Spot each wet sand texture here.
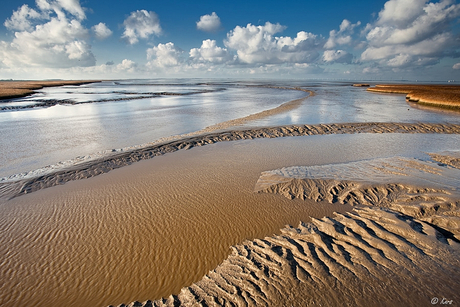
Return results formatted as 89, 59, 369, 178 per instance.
428, 151, 460, 169
367, 84, 460, 109
0, 80, 99, 100
117, 156, 460, 307
2, 122, 460, 200
256, 157, 460, 240
133, 209, 459, 307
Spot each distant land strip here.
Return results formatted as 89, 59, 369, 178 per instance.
0, 80, 100, 100
367, 84, 460, 110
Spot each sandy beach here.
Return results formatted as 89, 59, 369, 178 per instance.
1, 81, 459, 307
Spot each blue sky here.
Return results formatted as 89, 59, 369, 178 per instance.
0, 0, 459, 80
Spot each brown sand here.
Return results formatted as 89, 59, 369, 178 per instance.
0, 80, 100, 100
128, 156, 460, 307
0, 137, 358, 307
367, 84, 460, 109
429, 151, 460, 169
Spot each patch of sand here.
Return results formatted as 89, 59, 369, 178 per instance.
367, 84, 460, 110
121, 155, 460, 307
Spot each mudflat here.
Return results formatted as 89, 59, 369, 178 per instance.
0, 80, 99, 99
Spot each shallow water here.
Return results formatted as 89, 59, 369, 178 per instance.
0, 80, 305, 177
1, 80, 459, 179
0, 133, 459, 307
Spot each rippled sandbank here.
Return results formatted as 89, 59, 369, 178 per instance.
129, 154, 460, 307
1, 122, 459, 200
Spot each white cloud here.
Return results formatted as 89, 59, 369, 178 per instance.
4, 5, 41, 31
324, 19, 361, 49
116, 59, 137, 72
190, 39, 232, 63
0, 2, 95, 68
377, 0, 427, 27
224, 22, 321, 64
147, 42, 183, 68
196, 12, 221, 32
36, 0, 86, 20
122, 10, 161, 44
92, 22, 112, 40
362, 66, 381, 74
453, 63, 460, 69
361, 0, 460, 68
322, 50, 353, 63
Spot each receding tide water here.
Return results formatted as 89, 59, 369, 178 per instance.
0, 80, 459, 307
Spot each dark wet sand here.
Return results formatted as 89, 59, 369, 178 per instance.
0, 136, 358, 307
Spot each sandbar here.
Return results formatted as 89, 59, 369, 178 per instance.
367, 84, 460, 110
0, 80, 100, 100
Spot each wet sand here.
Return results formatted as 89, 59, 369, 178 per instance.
0, 136, 357, 307
1, 133, 460, 307
368, 84, 460, 110
2, 122, 459, 200
0, 80, 99, 100
132, 155, 460, 307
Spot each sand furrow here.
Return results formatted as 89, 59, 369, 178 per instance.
2, 122, 460, 200
120, 207, 459, 307
114, 154, 460, 307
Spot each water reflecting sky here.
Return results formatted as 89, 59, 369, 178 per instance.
0, 80, 459, 178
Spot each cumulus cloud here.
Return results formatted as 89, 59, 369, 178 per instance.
36, 0, 86, 20
116, 59, 137, 72
0, 1, 96, 68
454, 63, 460, 69
147, 42, 183, 68
322, 50, 353, 63
122, 10, 161, 44
4, 4, 41, 31
92, 22, 112, 40
324, 19, 361, 49
361, 0, 460, 68
224, 22, 321, 64
196, 12, 221, 32
190, 39, 233, 63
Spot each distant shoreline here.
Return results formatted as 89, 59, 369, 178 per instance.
367, 84, 460, 110
0, 80, 100, 100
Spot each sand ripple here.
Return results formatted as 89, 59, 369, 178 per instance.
2, 122, 460, 200
115, 155, 460, 307
123, 208, 459, 307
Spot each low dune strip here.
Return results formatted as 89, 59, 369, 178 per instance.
1, 122, 460, 200
367, 84, 460, 110
0, 80, 100, 100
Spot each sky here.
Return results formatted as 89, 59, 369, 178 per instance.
0, 0, 460, 81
